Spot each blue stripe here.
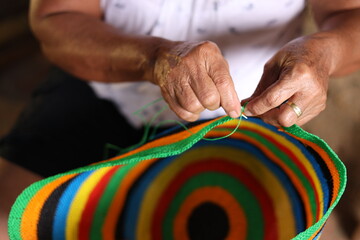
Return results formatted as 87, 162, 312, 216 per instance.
312, 228, 322, 240
123, 117, 330, 238
52, 171, 93, 240
250, 117, 330, 213
123, 156, 175, 240
194, 139, 306, 233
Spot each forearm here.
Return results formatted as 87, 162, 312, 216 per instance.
311, 8, 360, 76
30, 12, 176, 83
242, 5, 360, 126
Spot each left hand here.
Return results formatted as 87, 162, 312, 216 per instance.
242, 35, 334, 127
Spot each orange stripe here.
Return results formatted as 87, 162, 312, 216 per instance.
173, 187, 246, 240
227, 132, 314, 228
20, 174, 77, 239
206, 123, 323, 226
287, 133, 340, 206
102, 158, 157, 240
211, 122, 335, 222
96, 118, 221, 165
309, 222, 324, 239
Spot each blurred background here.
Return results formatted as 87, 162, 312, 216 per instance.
0, 0, 50, 137
0, 2, 359, 239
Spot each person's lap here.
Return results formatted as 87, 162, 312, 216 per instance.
0, 67, 144, 177
0, 67, 145, 238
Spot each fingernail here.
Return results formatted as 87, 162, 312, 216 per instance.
229, 111, 240, 118
243, 108, 253, 116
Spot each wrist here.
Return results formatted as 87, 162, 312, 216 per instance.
312, 32, 345, 76
106, 36, 178, 83
141, 38, 182, 84
297, 32, 343, 76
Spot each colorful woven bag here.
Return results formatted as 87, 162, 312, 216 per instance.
8, 116, 346, 240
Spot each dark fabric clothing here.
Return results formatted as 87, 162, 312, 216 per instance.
0, 67, 144, 177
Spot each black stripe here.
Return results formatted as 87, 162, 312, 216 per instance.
37, 176, 76, 239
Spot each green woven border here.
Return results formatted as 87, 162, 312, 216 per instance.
284, 124, 347, 240
8, 117, 347, 240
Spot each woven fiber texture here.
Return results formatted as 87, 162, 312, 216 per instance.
8, 116, 346, 240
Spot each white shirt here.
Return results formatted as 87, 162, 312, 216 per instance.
91, 0, 306, 127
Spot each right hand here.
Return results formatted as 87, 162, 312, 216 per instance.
151, 41, 241, 122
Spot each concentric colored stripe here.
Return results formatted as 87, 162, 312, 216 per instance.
122, 145, 293, 239
66, 168, 111, 239
9, 116, 345, 240
211, 140, 306, 233
163, 171, 266, 240
248, 118, 330, 209
104, 117, 222, 163
288, 132, 341, 206
230, 131, 316, 226
102, 158, 157, 240
53, 171, 93, 240
37, 178, 75, 239
89, 165, 126, 240
78, 166, 120, 240
121, 156, 175, 240
207, 120, 325, 225
20, 174, 77, 239
243, 124, 325, 220
146, 146, 297, 239
173, 187, 247, 240
211, 123, 328, 223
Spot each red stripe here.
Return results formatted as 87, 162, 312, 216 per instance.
78, 166, 121, 240
288, 132, 339, 206
209, 125, 321, 224
242, 127, 322, 223
150, 158, 278, 240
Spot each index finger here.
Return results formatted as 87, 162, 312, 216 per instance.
244, 80, 296, 116
208, 61, 241, 118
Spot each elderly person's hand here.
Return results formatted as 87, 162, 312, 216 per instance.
242, 36, 330, 127
30, 0, 241, 123
151, 41, 241, 122
243, 0, 360, 127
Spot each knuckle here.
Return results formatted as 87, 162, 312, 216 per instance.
213, 74, 232, 87
319, 101, 326, 112
200, 91, 220, 109
245, 102, 261, 116
278, 114, 296, 127
263, 61, 273, 72
201, 40, 217, 50
179, 111, 199, 122
293, 63, 311, 75
198, 41, 220, 55
263, 92, 281, 107
181, 97, 203, 113
280, 63, 308, 81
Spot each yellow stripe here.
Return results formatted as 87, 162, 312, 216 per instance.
174, 187, 247, 240
102, 159, 156, 240
136, 146, 296, 240
210, 120, 325, 221
65, 167, 111, 240
244, 121, 325, 220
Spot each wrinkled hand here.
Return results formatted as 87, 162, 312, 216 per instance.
152, 41, 241, 122
243, 36, 332, 127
